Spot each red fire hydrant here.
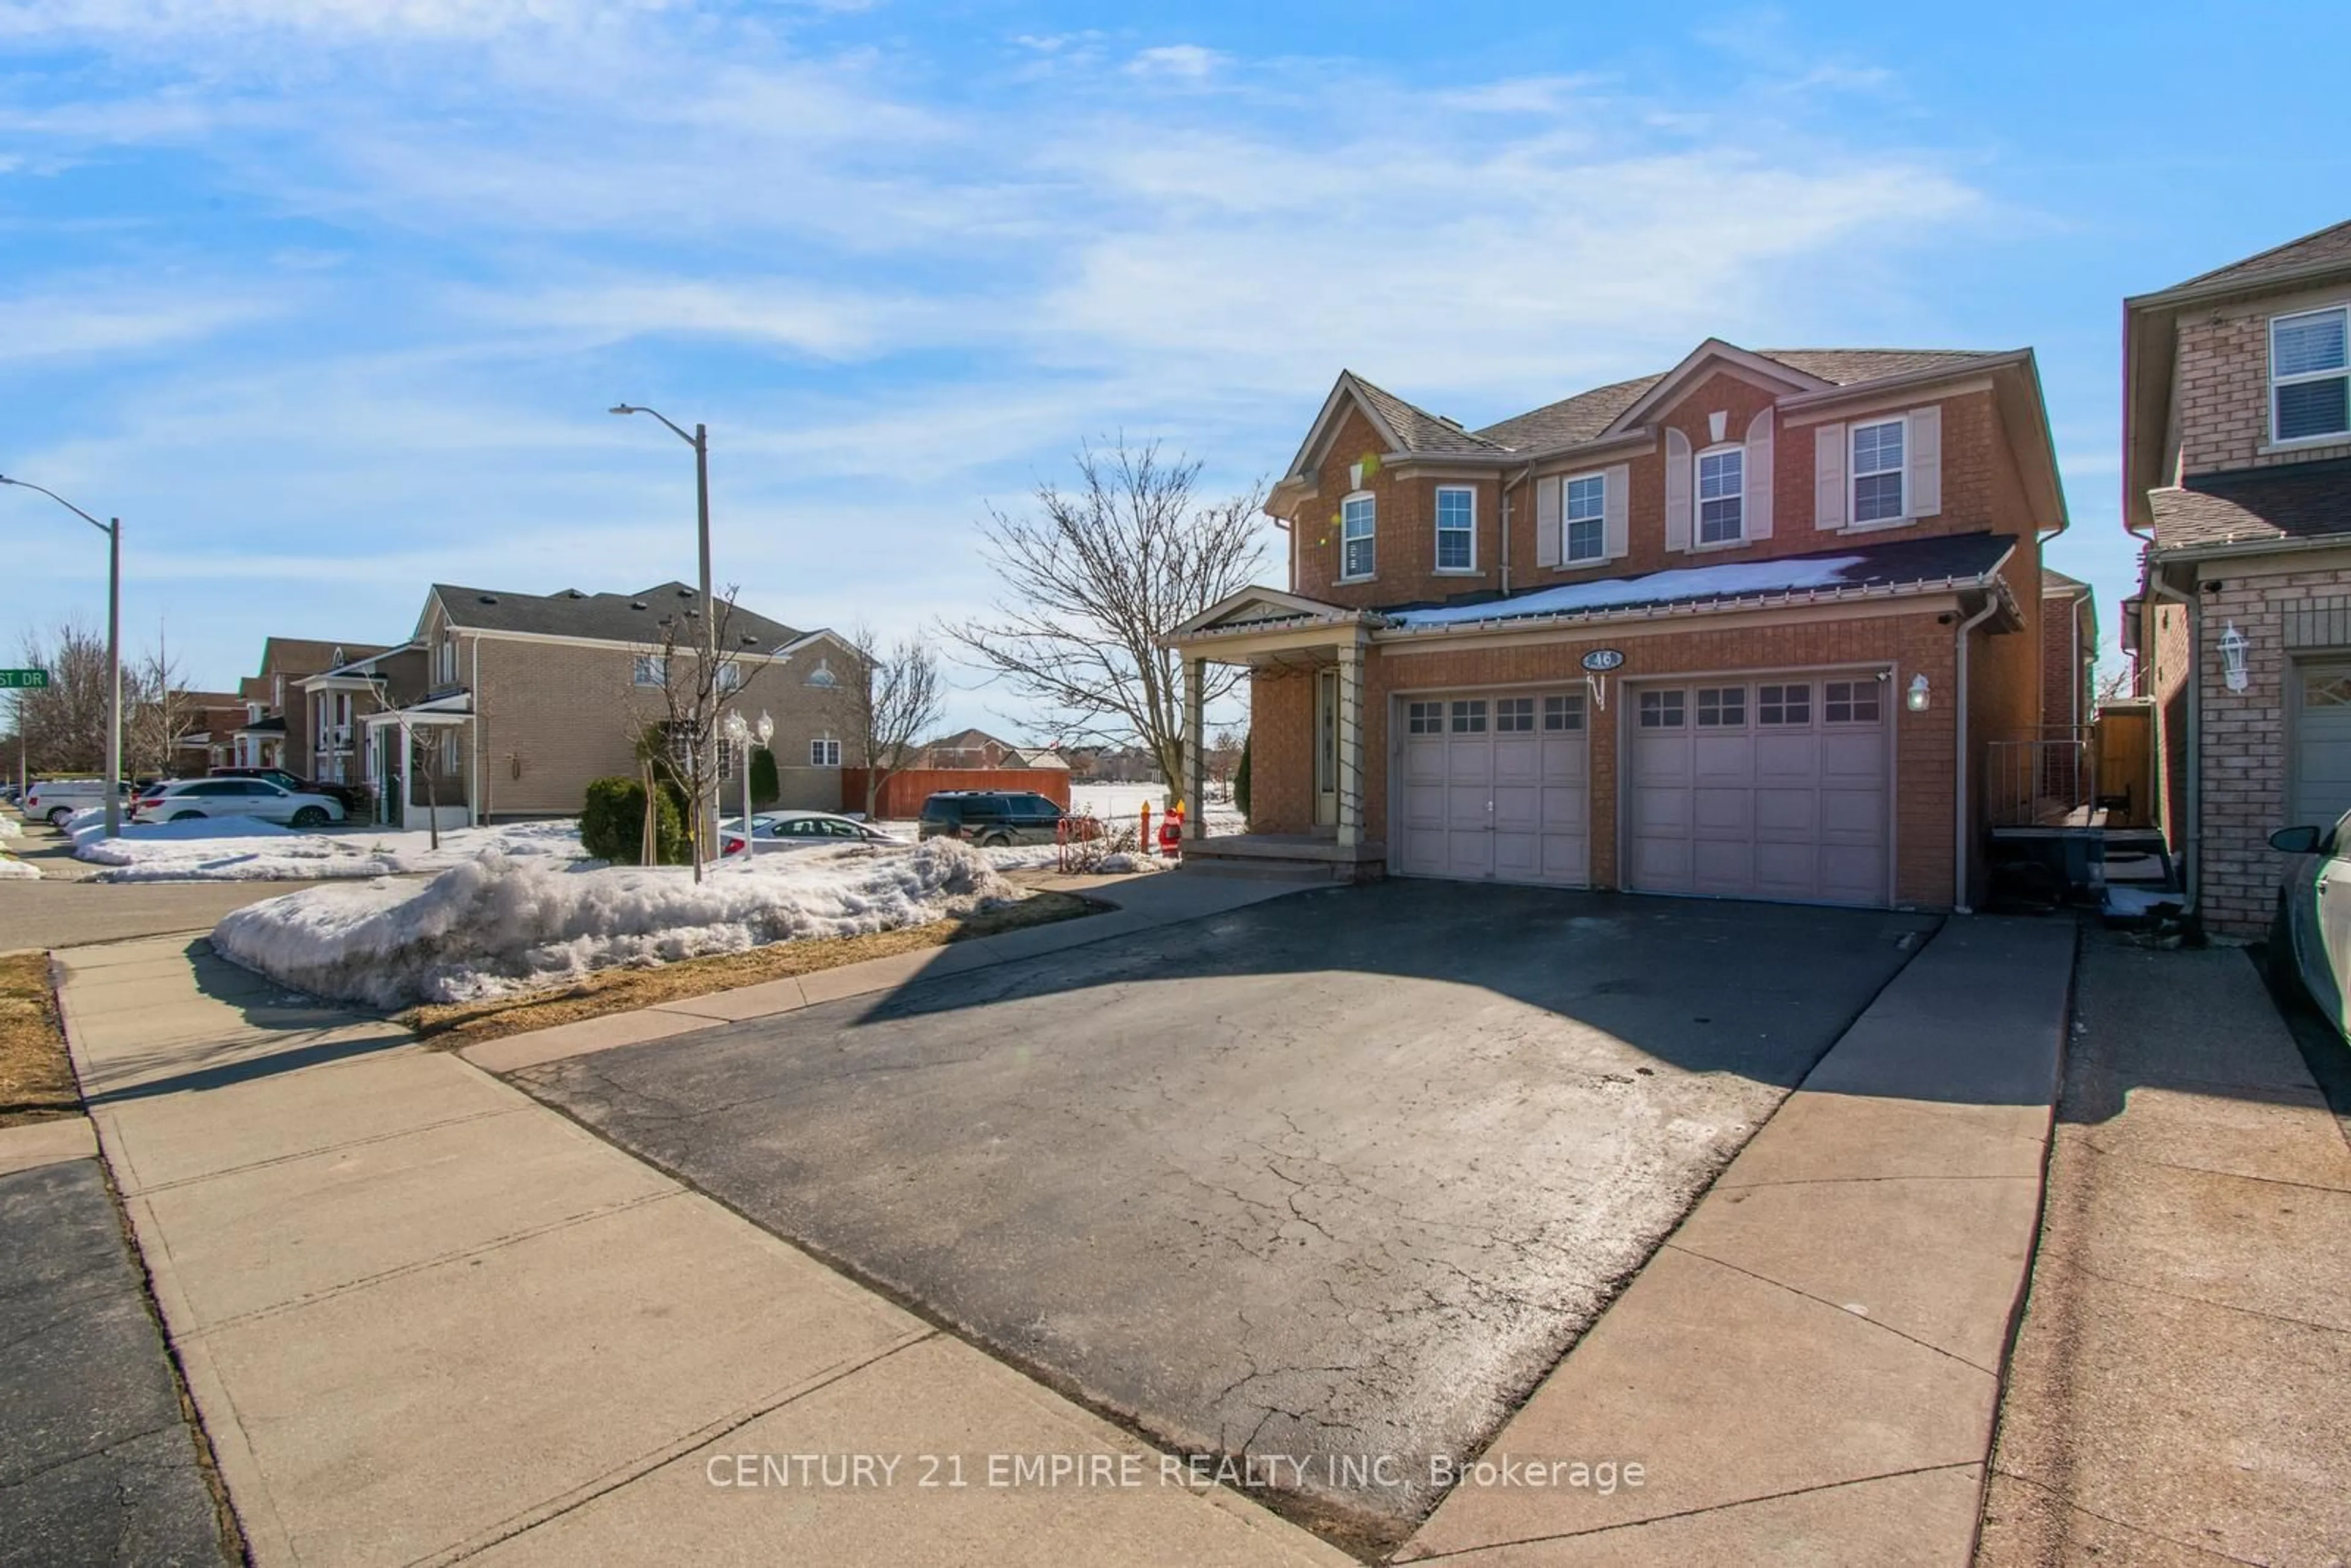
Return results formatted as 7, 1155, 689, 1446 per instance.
1158, 803, 1185, 860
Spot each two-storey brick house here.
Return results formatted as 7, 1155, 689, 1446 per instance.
2127, 218, 2351, 934
358, 582, 864, 829
1168, 339, 2075, 910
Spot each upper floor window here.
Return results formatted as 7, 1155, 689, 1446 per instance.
1340, 493, 1376, 580
1565, 475, 1605, 562
716, 661, 743, 694
810, 737, 841, 767
632, 653, 668, 688
2273, 306, 2350, 443
1697, 447, 1744, 544
1852, 419, 1905, 522
437, 636, 456, 685
1434, 487, 1475, 571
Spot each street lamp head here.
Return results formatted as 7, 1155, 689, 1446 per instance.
609, 405, 636, 416
755, 711, 775, 746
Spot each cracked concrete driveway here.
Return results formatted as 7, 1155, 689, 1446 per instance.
508, 880, 1934, 1550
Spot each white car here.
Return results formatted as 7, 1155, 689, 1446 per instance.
722, 811, 905, 856
133, 776, 347, 830
24, 778, 129, 827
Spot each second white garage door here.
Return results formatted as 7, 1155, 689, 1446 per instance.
1397, 691, 1589, 886
1627, 673, 1891, 907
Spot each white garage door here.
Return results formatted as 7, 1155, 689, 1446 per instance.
2294, 664, 2351, 828
1397, 691, 1589, 886
1627, 674, 1890, 907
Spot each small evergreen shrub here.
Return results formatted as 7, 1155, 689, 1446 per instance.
1232, 732, 1251, 823
580, 775, 689, 865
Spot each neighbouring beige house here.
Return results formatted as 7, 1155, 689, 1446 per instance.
358, 581, 863, 829
2129, 217, 2351, 934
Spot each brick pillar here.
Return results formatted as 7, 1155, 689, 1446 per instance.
1337, 642, 1363, 847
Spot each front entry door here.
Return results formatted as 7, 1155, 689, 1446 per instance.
1314, 667, 1338, 828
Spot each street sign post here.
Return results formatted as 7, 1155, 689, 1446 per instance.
0, 669, 48, 689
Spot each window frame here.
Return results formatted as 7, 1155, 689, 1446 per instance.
809, 737, 842, 768
1694, 445, 1745, 547
1433, 485, 1477, 574
2270, 305, 2351, 446
1563, 472, 1607, 563
1849, 416, 1908, 527
1339, 491, 1377, 582
632, 653, 669, 688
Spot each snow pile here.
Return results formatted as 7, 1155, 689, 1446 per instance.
0, 856, 38, 880
0, 814, 21, 840
76, 817, 589, 882
211, 839, 1019, 1010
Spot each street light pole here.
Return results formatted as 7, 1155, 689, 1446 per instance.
0, 475, 124, 839
610, 406, 718, 877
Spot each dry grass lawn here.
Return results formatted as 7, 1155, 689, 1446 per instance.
402, 889, 1102, 1049
0, 951, 80, 1127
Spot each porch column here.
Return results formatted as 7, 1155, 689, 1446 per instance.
397, 718, 413, 832
1183, 656, 1207, 839
1336, 640, 1363, 848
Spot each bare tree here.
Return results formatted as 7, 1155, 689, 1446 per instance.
1207, 725, 1244, 793
836, 625, 944, 818
626, 587, 761, 882
12, 620, 111, 775
124, 631, 200, 781
2094, 657, 2136, 704
408, 727, 444, 852
942, 440, 1265, 792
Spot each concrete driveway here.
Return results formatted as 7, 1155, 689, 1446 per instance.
512, 880, 1935, 1549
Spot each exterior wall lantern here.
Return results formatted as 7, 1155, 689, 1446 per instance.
1907, 673, 1930, 712
2219, 620, 2250, 692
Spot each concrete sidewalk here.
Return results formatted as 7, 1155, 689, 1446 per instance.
55, 876, 1346, 1567
1400, 915, 2075, 1566
1978, 934, 2351, 1562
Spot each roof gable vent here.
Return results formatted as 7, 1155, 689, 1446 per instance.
478, 593, 499, 604
629, 600, 647, 610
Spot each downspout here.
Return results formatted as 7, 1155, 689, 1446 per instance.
1952, 593, 2003, 914
2150, 572, 2199, 915
470, 636, 484, 827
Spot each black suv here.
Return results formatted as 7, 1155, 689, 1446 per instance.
917, 790, 1065, 847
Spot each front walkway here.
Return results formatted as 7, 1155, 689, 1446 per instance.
1977, 934, 2351, 1562
53, 876, 1347, 1568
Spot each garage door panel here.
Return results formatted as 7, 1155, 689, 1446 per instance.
1626, 671, 1888, 908
1693, 787, 1753, 834
1542, 833, 1589, 883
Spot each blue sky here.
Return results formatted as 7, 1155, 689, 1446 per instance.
2, 0, 2347, 737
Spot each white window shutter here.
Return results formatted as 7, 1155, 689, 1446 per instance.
1665, 429, 1693, 552
1745, 409, 1774, 539
1815, 422, 1847, 530
1535, 476, 1561, 568
1603, 463, 1630, 560
1908, 405, 1942, 517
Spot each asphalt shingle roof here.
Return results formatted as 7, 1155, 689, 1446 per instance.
1348, 375, 1508, 455
2149, 460, 2351, 552
432, 582, 804, 650
263, 637, 389, 676
2154, 219, 2351, 298
1466, 350, 2008, 454
1378, 531, 2017, 627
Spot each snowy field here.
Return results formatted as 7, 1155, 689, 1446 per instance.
212, 838, 1019, 1011
70, 816, 585, 882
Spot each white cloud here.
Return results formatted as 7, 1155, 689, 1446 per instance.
0, 288, 274, 361
1128, 43, 1225, 80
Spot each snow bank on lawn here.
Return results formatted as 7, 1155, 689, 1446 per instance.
77, 817, 588, 882
211, 839, 1019, 1010
0, 856, 39, 880
0, 814, 21, 840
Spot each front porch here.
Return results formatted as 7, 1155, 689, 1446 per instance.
1165, 589, 1384, 868
361, 696, 476, 831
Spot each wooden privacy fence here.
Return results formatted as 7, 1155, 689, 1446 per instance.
837, 767, 1072, 819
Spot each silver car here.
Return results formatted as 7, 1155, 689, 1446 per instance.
134, 776, 347, 830
722, 811, 904, 857
2266, 816, 2351, 1033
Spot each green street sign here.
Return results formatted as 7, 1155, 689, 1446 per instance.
0, 670, 49, 689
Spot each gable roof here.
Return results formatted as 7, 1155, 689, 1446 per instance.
2041, 566, 2090, 595
428, 582, 803, 651
2148, 459, 2351, 553
2136, 218, 2351, 305
261, 637, 388, 677
1347, 375, 1506, 456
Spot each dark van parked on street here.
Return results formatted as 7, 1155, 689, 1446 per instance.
916, 790, 1066, 847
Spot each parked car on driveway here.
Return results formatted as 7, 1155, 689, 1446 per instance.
2265, 816, 2351, 1035
722, 811, 905, 857
207, 765, 367, 814
135, 777, 347, 830
916, 790, 1067, 848
23, 778, 130, 827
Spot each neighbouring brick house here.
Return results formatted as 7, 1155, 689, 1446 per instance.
227, 639, 392, 776
361, 582, 863, 828
2128, 217, 2351, 935
172, 691, 247, 773
1168, 339, 2079, 909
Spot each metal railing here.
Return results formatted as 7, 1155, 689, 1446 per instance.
1984, 729, 2099, 828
